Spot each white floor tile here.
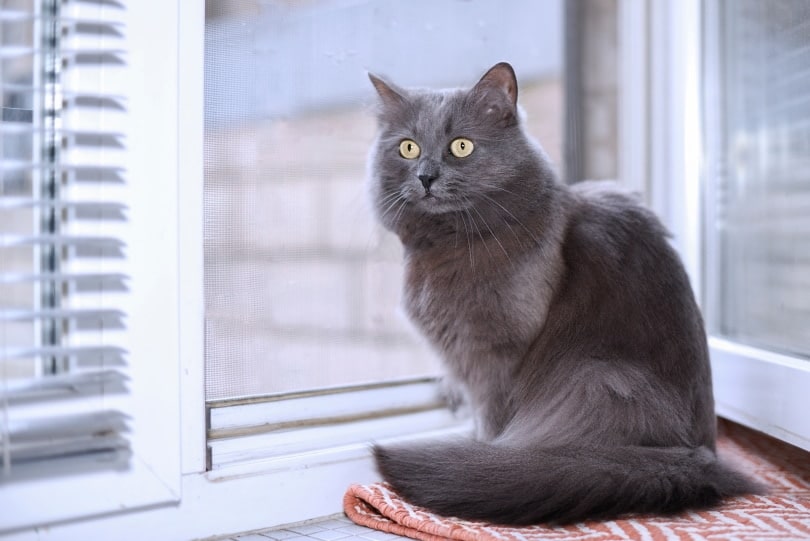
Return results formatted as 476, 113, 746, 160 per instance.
231, 516, 411, 541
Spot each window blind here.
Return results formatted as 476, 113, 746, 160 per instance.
1, 0, 129, 479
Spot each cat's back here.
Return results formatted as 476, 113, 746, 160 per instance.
566, 180, 672, 275
557, 179, 709, 381
561, 179, 698, 325
544, 180, 715, 446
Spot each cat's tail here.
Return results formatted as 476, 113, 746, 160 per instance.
373, 439, 762, 525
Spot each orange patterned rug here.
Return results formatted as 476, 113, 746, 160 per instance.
344, 421, 810, 540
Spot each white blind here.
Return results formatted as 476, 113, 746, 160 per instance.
1, 0, 129, 479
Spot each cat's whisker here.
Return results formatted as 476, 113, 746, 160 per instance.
453, 213, 460, 250
478, 197, 523, 247
379, 197, 399, 214
478, 192, 541, 246
470, 211, 491, 257
469, 203, 511, 262
391, 198, 409, 231
379, 190, 408, 230
461, 198, 493, 259
379, 191, 404, 215
380, 194, 404, 221
457, 207, 475, 271
379, 190, 402, 206
479, 183, 522, 199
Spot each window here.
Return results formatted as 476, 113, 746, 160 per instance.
203, 0, 564, 469
700, 0, 810, 449
1, 0, 181, 531
621, 0, 810, 451
704, 0, 810, 357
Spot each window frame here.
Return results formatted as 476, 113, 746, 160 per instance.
698, 0, 810, 451
179, 2, 810, 537
1, 0, 183, 532
620, 0, 810, 452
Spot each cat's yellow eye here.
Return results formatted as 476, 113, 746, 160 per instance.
399, 139, 421, 159
450, 137, 474, 158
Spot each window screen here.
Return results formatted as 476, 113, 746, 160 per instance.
203, 0, 563, 401
704, 0, 810, 358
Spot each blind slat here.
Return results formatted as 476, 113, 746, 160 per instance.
0, 87, 127, 111
0, 198, 125, 210
1, 369, 126, 401
1, 411, 128, 464
5, 433, 128, 464
0, 123, 125, 139
0, 345, 126, 362
0, 161, 125, 175
0, 271, 127, 284
0, 48, 126, 61
0, 308, 125, 322
0, 234, 125, 248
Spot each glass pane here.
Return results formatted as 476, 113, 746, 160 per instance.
704, 0, 810, 357
204, 0, 564, 400
1, 0, 37, 380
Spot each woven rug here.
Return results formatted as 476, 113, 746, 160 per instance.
344, 420, 810, 540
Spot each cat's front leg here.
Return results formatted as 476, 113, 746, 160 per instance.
463, 374, 516, 441
437, 375, 468, 414
435, 370, 502, 440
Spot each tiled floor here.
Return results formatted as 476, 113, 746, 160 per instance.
229, 514, 410, 541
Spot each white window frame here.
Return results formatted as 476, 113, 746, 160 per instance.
1, 0, 184, 532
619, 0, 810, 452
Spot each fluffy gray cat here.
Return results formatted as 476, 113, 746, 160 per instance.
366, 62, 760, 525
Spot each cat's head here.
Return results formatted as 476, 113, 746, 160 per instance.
367, 62, 543, 234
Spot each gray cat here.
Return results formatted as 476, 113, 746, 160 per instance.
366, 62, 760, 525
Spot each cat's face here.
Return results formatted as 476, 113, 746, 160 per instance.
368, 63, 534, 228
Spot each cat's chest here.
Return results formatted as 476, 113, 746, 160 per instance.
403, 250, 554, 358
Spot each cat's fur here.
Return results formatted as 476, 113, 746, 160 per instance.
365, 62, 761, 525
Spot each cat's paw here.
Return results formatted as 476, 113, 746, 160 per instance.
437, 378, 467, 414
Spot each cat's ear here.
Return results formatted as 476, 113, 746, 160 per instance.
368, 72, 407, 109
471, 62, 519, 126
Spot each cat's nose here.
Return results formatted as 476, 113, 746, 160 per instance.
418, 173, 437, 194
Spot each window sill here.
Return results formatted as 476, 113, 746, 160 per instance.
2, 418, 470, 541
711, 336, 810, 452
